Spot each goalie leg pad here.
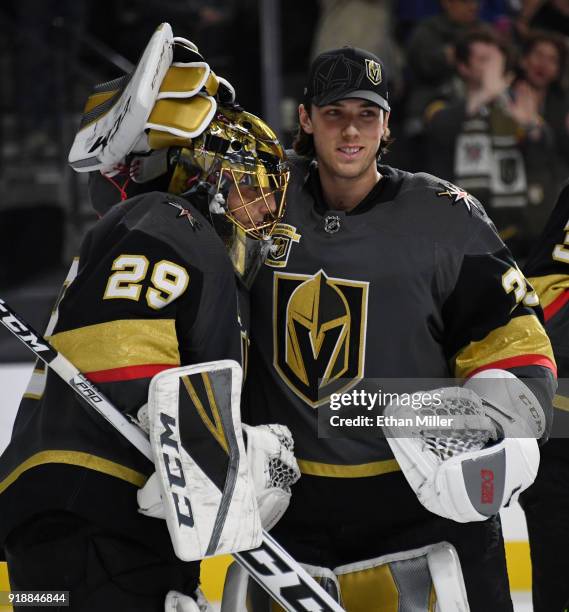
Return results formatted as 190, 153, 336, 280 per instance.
141, 360, 262, 561
335, 543, 468, 611
221, 544, 468, 611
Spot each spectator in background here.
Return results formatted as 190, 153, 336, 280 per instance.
404, 0, 483, 141
424, 27, 558, 259
395, 0, 441, 44
515, 30, 569, 182
311, 1, 403, 95
515, 0, 569, 38
397, 0, 518, 44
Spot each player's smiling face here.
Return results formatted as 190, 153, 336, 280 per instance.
299, 98, 388, 183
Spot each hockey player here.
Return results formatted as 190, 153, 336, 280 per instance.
0, 25, 295, 611
241, 46, 557, 611
517, 180, 569, 612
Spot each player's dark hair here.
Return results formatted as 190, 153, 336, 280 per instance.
455, 26, 515, 73
292, 103, 392, 159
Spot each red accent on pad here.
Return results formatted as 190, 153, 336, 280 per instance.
86, 364, 175, 383
467, 354, 557, 379
480, 469, 495, 504
543, 290, 569, 322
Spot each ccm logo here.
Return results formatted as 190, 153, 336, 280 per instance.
481, 469, 494, 504
159, 412, 194, 528
0, 302, 50, 353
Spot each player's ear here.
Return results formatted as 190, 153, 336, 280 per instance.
298, 104, 313, 134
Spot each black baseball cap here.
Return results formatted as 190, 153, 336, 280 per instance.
303, 46, 390, 112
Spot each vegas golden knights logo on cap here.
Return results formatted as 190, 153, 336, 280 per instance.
273, 269, 368, 407
365, 59, 382, 86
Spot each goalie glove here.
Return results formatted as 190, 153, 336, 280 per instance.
138, 425, 301, 531
242, 423, 301, 530
383, 380, 540, 523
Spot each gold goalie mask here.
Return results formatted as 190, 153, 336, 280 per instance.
69, 22, 289, 286
165, 105, 289, 240
163, 106, 289, 286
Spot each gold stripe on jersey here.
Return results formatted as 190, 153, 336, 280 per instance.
297, 458, 400, 478
553, 394, 569, 412
49, 319, 180, 373
0, 450, 147, 495
527, 274, 569, 310
453, 315, 555, 379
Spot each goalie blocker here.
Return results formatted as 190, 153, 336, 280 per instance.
139, 360, 262, 560
137, 360, 300, 562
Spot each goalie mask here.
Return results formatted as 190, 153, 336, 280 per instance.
70, 22, 289, 286
165, 105, 288, 241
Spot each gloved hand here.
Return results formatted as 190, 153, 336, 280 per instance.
242, 423, 301, 530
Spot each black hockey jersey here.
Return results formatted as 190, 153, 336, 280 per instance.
245, 155, 556, 478
523, 181, 569, 456
0, 191, 242, 542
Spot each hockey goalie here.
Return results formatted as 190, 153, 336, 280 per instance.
0, 23, 299, 612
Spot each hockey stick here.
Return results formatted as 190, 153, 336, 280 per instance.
0, 298, 345, 612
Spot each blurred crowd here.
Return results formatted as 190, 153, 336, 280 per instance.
2, 0, 569, 261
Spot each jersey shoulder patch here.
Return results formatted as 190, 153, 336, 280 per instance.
400, 173, 486, 219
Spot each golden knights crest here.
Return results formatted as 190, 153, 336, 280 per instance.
265, 223, 302, 268
365, 59, 382, 86
273, 270, 368, 407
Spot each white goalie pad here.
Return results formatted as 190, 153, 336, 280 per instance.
142, 360, 262, 561
383, 386, 539, 522
427, 542, 469, 612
